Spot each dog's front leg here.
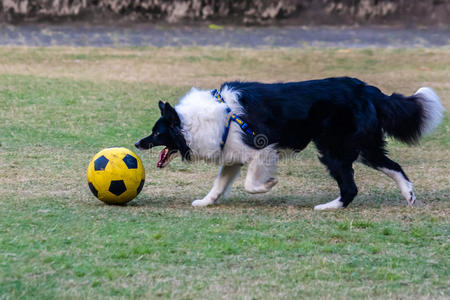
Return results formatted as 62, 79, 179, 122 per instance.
244, 149, 278, 194
192, 164, 241, 207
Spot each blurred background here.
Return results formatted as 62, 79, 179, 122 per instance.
1, 0, 450, 26
0, 0, 449, 48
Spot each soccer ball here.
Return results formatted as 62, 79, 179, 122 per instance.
86, 147, 145, 205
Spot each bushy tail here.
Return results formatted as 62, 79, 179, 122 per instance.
373, 87, 444, 145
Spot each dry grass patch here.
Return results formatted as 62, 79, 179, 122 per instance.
0, 47, 449, 92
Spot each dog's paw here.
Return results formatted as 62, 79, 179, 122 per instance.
264, 177, 278, 190
245, 177, 278, 194
314, 197, 344, 211
400, 180, 416, 207
192, 199, 213, 207
407, 190, 417, 206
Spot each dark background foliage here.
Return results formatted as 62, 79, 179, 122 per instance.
1, 0, 449, 25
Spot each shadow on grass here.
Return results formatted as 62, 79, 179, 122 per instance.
126, 191, 436, 210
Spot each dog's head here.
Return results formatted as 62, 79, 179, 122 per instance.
135, 101, 190, 168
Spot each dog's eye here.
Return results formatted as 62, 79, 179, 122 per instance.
154, 132, 159, 136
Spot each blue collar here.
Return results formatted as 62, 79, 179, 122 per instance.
211, 89, 256, 150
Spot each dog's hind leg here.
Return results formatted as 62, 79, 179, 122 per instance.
244, 148, 278, 194
361, 151, 416, 206
192, 164, 241, 207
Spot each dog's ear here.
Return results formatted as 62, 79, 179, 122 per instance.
158, 100, 165, 115
163, 102, 180, 127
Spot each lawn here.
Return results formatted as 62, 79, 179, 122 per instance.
0, 46, 449, 299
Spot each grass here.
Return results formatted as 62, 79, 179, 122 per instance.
0, 46, 449, 299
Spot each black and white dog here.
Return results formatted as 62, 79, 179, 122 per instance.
135, 77, 444, 209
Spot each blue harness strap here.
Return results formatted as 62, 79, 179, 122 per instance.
211, 89, 256, 150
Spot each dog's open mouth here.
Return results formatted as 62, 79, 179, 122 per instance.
157, 147, 178, 168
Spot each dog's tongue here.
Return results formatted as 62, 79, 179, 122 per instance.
157, 147, 169, 168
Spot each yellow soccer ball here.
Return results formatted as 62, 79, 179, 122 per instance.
86, 147, 145, 205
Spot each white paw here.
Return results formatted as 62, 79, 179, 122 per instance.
407, 189, 416, 206
398, 179, 416, 206
314, 197, 344, 210
192, 199, 213, 207
264, 177, 278, 190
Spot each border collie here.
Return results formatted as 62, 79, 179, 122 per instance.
135, 77, 444, 209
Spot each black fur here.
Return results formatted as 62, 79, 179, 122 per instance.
135, 100, 191, 160
222, 77, 425, 149
221, 77, 426, 207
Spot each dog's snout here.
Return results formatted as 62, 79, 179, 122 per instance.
135, 137, 153, 150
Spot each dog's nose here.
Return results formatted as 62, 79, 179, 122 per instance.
134, 142, 140, 149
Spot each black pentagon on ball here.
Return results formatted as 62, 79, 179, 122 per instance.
122, 154, 138, 169
94, 155, 109, 171
109, 180, 127, 196
88, 182, 98, 198
137, 179, 145, 195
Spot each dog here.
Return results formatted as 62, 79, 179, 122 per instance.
135, 77, 444, 209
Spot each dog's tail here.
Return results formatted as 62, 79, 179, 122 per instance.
371, 87, 444, 145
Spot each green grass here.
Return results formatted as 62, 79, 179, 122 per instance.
0, 47, 449, 299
